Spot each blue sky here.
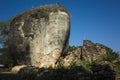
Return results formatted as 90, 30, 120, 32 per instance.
0, 0, 120, 52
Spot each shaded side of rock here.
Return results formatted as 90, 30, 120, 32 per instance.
36, 66, 91, 80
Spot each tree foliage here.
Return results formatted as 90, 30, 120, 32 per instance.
0, 18, 13, 47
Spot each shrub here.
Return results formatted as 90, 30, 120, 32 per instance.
113, 63, 120, 75
102, 48, 119, 62
67, 45, 79, 52
80, 60, 92, 73
0, 48, 13, 68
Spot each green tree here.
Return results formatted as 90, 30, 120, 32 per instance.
0, 18, 13, 47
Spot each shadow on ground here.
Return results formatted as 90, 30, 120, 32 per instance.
0, 64, 117, 80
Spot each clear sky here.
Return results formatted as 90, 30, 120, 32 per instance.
0, 0, 120, 52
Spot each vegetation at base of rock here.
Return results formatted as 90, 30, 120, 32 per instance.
17, 59, 117, 80
20, 71, 37, 80
102, 48, 119, 62
18, 65, 92, 80
0, 48, 13, 68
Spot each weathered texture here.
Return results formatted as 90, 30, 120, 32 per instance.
61, 40, 108, 67
9, 4, 70, 67
81, 40, 107, 61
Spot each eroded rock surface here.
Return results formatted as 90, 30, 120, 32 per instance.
9, 4, 70, 68
61, 40, 108, 67
81, 40, 107, 61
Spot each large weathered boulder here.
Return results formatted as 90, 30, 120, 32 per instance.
8, 4, 70, 67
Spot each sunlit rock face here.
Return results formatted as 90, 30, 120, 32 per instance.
9, 4, 70, 67
61, 40, 108, 67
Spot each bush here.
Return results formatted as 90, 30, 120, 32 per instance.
67, 45, 80, 52
0, 48, 13, 68
114, 63, 120, 75
80, 60, 92, 73
102, 48, 119, 62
